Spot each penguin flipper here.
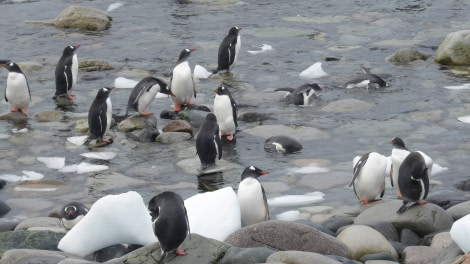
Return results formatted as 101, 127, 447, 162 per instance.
422, 168, 430, 200
230, 96, 238, 127
396, 201, 414, 214
274, 87, 295, 93
261, 184, 270, 220
215, 127, 222, 160
350, 152, 369, 187
192, 78, 196, 98
390, 166, 394, 187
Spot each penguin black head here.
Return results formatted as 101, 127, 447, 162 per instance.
228, 26, 242, 36
241, 166, 269, 180
214, 85, 232, 96
0, 61, 23, 74
60, 202, 89, 220
390, 137, 406, 149
95, 87, 114, 100
63, 45, 80, 56
177, 48, 196, 62
155, 78, 173, 96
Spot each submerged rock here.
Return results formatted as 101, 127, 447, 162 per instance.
79, 60, 114, 72
34, 110, 64, 122
435, 30, 470, 65
387, 49, 430, 63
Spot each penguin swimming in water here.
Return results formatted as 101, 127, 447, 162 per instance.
344, 66, 386, 89
213, 26, 242, 74
169, 49, 196, 112
0, 60, 31, 115
59, 202, 89, 230
275, 83, 323, 106
54, 45, 80, 100
396, 151, 429, 214
148, 191, 190, 263
196, 113, 222, 169
126, 77, 173, 116
237, 166, 269, 227
85, 87, 113, 145
213, 85, 237, 141
349, 152, 387, 204
264, 135, 303, 154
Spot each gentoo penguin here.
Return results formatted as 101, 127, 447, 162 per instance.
126, 77, 173, 116
389, 137, 410, 198
169, 48, 196, 112
237, 166, 270, 227
396, 151, 429, 214
275, 83, 323, 106
196, 113, 222, 169
148, 191, 190, 263
59, 202, 89, 230
349, 152, 387, 204
84, 87, 113, 145
264, 135, 303, 154
0, 60, 31, 115
213, 26, 242, 74
54, 45, 80, 100
213, 85, 237, 141
344, 66, 386, 89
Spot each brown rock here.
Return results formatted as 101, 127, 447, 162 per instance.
162, 120, 193, 136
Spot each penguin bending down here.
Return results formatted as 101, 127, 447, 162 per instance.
148, 191, 190, 263
54, 45, 80, 100
126, 77, 173, 116
275, 83, 323, 106
349, 152, 387, 204
170, 49, 196, 112
85, 87, 113, 145
59, 202, 89, 230
213, 85, 237, 141
213, 26, 242, 74
0, 60, 31, 115
344, 66, 386, 89
237, 166, 270, 227
196, 113, 222, 169
396, 151, 430, 214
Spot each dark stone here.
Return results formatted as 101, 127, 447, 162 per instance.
0, 179, 6, 189
0, 201, 10, 217
0, 230, 65, 255
455, 178, 470, 191
388, 240, 406, 259
359, 252, 398, 262
400, 229, 421, 246
322, 217, 354, 233
326, 254, 360, 264
94, 244, 140, 262
295, 219, 336, 237
219, 247, 275, 264
238, 112, 276, 123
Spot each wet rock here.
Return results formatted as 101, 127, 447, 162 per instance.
86, 172, 147, 193
455, 178, 470, 191
94, 244, 140, 262
447, 200, 470, 220
79, 60, 114, 72
320, 98, 374, 112
238, 112, 276, 123
400, 229, 421, 246
0, 230, 65, 256
162, 120, 193, 136
14, 217, 65, 233
176, 109, 210, 128
337, 225, 398, 260
219, 247, 275, 264
224, 220, 350, 258
155, 132, 192, 144
117, 115, 157, 132
17, 61, 44, 72
0, 201, 10, 218
127, 127, 160, 142
0, 112, 28, 123
40, 6, 112, 31
435, 30, 470, 65
160, 110, 177, 120
75, 119, 89, 133
34, 110, 64, 122
426, 192, 468, 210
266, 250, 343, 264
321, 216, 354, 233
0, 218, 20, 232
386, 49, 430, 63
0, 179, 6, 189
0, 249, 76, 264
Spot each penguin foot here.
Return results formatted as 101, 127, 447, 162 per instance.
140, 111, 153, 116
20, 109, 28, 116
68, 94, 76, 101
361, 198, 381, 204
175, 249, 187, 256
174, 105, 182, 112
397, 191, 403, 199
418, 200, 427, 205
11, 107, 19, 113
225, 134, 235, 142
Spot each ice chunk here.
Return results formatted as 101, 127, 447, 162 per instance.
458, 115, 470, 124
114, 77, 138, 89
58, 164, 79, 173
444, 83, 470, 90
299, 62, 328, 80
193, 65, 213, 79
451, 214, 470, 253
268, 192, 325, 207
247, 44, 273, 54
37, 157, 65, 169
107, 2, 124, 12
80, 152, 117, 160
67, 136, 88, 146
76, 162, 109, 174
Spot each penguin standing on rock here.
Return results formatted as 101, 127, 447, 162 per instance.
275, 83, 323, 106
126, 77, 173, 116
169, 49, 196, 112
349, 152, 387, 204
396, 151, 430, 214
389, 137, 410, 198
237, 166, 270, 227
59, 202, 89, 230
196, 113, 222, 169
0, 60, 31, 115
213, 85, 237, 141
148, 191, 190, 263
54, 45, 80, 100
85, 87, 113, 145
213, 26, 242, 74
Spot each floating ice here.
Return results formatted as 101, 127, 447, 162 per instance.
267, 191, 325, 207
0, 174, 23, 182
184, 187, 240, 241
114, 77, 138, 89
247, 44, 273, 54
299, 62, 329, 80
80, 152, 117, 160
193, 65, 213, 79
58, 164, 78, 173
458, 115, 470, 124
107, 2, 124, 12
431, 163, 448, 176
288, 165, 330, 174
15, 187, 57, 192
451, 214, 470, 253
12, 128, 28, 134
76, 162, 109, 174
22, 170, 44, 181
444, 83, 470, 90
67, 136, 88, 146
58, 191, 157, 257
275, 210, 309, 221
37, 157, 65, 169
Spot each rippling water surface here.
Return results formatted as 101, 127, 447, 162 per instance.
1, 0, 470, 218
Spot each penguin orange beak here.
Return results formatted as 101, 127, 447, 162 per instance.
190, 48, 196, 52
75, 45, 81, 49
214, 89, 218, 93
261, 171, 269, 175
170, 92, 176, 97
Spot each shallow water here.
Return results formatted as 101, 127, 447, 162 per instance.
1, 0, 470, 219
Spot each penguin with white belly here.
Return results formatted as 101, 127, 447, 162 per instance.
213, 26, 242, 74
275, 83, 323, 106
85, 87, 114, 145
344, 66, 386, 89
349, 152, 387, 204
237, 166, 269, 227
126, 77, 173, 116
196, 113, 222, 169
54, 45, 80, 100
148, 191, 190, 263
213, 85, 237, 142
0, 60, 31, 115
170, 49, 196, 112
59, 202, 89, 230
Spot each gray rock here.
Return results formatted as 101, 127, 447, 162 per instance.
320, 98, 374, 112
17, 61, 44, 72
354, 200, 454, 237
224, 220, 350, 258
176, 109, 210, 128
75, 119, 89, 133
402, 246, 441, 264
359, 252, 398, 262
266, 251, 343, 264
238, 112, 276, 123
220, 247, 275, 264
364, 261, 399, 264
0, 230, 65, 256
337, 225, 398, 260
0, 249, 78, 264
387, 49, 430, 63
121, 234, 230, 264
430, 232, 455, 249
53, 6, 112, 31
400, 229, 421, 246
0, 112, 28, 123
34, 111, 65, 122
162, 120, 193, 136
322, 216, 354, 233
14, 217, 65, 233
362, 221, 399, 242
155, 132, 192, 144
435, 30, 470, 65
0, 218, 20, 232
117, 115, 157, 132
447, 200, 470, 220
79, 60, 114, 72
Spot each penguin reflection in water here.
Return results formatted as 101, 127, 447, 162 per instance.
196, 113, 222, 169
213, 85, 238, 142
84, 87, 114, 145
237, 166, 270, 227
0, 60, 31, 115
349, 152, 387, 204
148, 191, 190, 263
54, 45, 80, 100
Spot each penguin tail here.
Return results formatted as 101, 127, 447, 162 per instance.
159, 251, 168, 263
396, 201, 412, 214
